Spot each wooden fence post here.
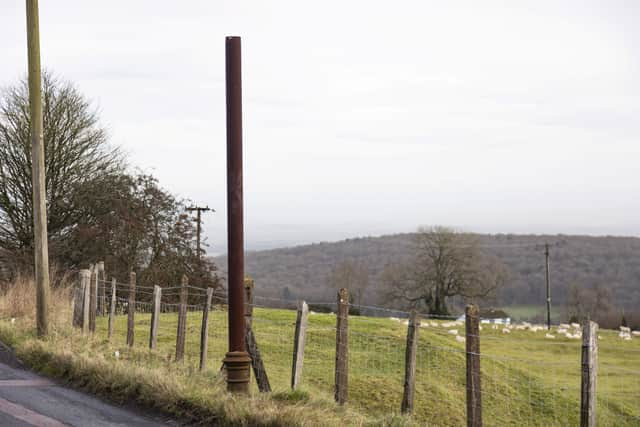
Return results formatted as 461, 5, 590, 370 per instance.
89, 265, 98, 333
244, 278, 271, 392
80, 269, 91, 334
335, 288, 349, 405
199, 287, 214, 371
291, 300, 309, 390
149, 285, 162, 350
465, 304, 482, 427
72, 270, 86, 328
126, 272, 136, 347
97, 261, 105, 316
581, 320, 598, 427
108, 278, 116, 340
175, 275, 188, 362
401, 310, 420, 414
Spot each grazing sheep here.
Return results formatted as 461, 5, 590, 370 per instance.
448, 329, 458, 335
559, 323, 571, 329
545, 333, 555, 339
571, 323, 581, 330
389, 317, 400, 322
502, 328, 511, 334
632, 331, 640, 337
620, 326, 631, 333
456, 335, 466, 343
557, 328, 568, 334
430, 321, 439, 327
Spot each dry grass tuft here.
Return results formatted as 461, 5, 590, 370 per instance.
0, 267, 72, 328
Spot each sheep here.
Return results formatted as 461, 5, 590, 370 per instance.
632, 331, 640, 337
430, 321, 439, 327
620, 326, 631, 333
492, 324, 499, 330
448, 329, 458, 335
557, 328, 568, 334
559, 323, 571, 329
619, 331, 631, 339
455, 335, 466, 343
545, 333, 555, 339
389, 317, 400, 322
570, 323, 581, 330
502, 328, 511, 334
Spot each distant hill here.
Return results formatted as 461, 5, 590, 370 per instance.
213, 233, 640, 316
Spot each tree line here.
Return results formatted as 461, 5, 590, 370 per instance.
0, 72, 220, 289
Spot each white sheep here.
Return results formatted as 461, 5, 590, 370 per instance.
620, 326, 631, 333
557, 328, 568, 334
545, 333, 555, 339
559, 323, 571, 329
430, 321, 439, 327
455, 335, 466, 343
502, 328, 511, 334
389, 317, 400, 322
448, 329, 458, 335
632, 331, 640, 337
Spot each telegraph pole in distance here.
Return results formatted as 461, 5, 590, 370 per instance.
26, 0, 50, 337
545, 243, 551, 330
186, 206, 214, 260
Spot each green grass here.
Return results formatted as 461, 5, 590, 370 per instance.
2, 304, 639, 426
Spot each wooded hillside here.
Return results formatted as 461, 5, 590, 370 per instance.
214, 233, 640, 317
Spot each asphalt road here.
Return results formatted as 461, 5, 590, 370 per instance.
0, 360, 173, 426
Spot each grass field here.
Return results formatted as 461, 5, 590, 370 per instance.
90, 305, 640, 426
1, 277, 638, 426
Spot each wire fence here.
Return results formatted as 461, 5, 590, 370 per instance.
69, 266, 640, 426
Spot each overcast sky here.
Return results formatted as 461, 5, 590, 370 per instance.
2, 1, 639, 252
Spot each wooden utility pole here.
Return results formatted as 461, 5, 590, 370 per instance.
25, 0, 50, 337
545, 243, 551, 330
186, 206, 213, 260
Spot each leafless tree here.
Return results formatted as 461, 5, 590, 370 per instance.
328, 260, 369, 306
0, 72, 122, 267
383, 226, 508, 315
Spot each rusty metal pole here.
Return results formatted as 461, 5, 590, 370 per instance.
222, 36, 251, 393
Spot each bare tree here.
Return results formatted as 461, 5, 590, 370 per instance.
328, 260, 369, 306
0, 72, 122, 267
383, 226, 507, 315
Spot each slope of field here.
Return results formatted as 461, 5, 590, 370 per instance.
213, 233, 640, 316
90, 307, 640, 426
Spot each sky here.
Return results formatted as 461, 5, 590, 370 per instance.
2, 1, 639, 252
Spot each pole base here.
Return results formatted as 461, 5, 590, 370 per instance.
223, 351, 251, 393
